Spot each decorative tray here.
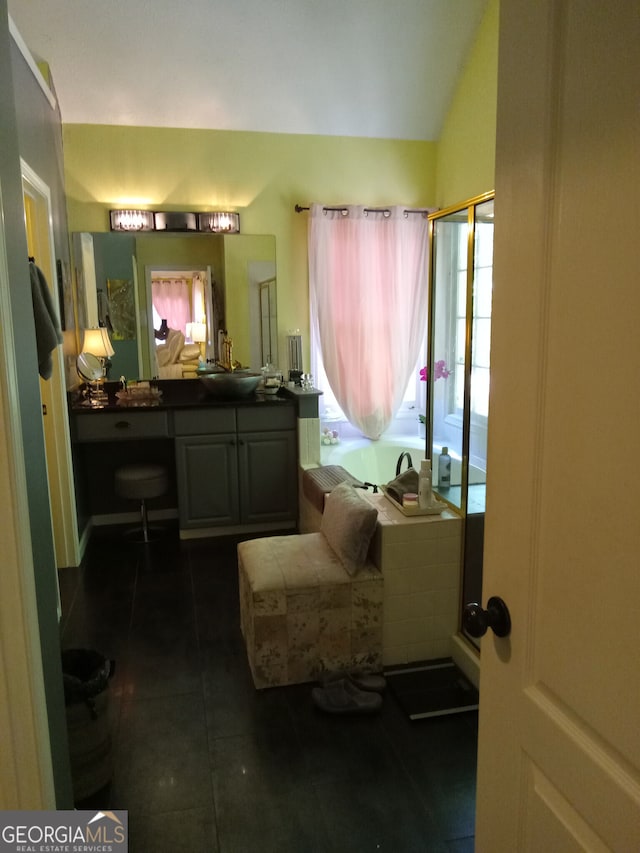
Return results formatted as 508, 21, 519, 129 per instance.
380, 485, 447, 516
115, 388, 163, 406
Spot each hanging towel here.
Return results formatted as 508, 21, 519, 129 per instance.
30, 260, 63, 380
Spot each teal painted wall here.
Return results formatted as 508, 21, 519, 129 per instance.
91, 231, 139, 378
1, 6, 73, 806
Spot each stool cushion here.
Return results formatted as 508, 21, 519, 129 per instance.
114, 463, 168, 501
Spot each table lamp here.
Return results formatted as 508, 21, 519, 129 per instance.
82, 327, 115, 377
190, 322, 207, 361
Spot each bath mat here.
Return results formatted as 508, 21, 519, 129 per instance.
384, 658, 478, 721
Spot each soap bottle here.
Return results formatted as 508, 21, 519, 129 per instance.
418, 459, 432, 510
438, 447, 452, 488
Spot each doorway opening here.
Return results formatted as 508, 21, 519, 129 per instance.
145, 266, 216, 376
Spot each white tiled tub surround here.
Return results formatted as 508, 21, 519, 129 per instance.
297, 416, 324, 534
298, 416, 321, 468
358, 492, 462, 667
294, 417, 463, 667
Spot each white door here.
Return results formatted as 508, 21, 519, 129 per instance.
475, 2, 640, 850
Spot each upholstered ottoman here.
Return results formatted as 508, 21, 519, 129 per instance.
238, 483, 383, 689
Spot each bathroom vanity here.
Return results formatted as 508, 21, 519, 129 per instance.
70, 379, 300, 538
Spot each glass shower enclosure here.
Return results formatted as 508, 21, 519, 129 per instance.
426, 192, 494, 649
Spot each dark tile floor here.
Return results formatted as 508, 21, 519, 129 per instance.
59, 525, 477, 853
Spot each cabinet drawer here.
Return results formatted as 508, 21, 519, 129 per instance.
237, 405, 296, 433
173, 407, 237, 436
75, 410, 170, 442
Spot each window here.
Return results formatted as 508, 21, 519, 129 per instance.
471, 221, 493, 420
308, 204, 430, 440
444, 219, 492, 425
313, 333, 428, 431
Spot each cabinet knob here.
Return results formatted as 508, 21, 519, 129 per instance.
114, 421, 131, 430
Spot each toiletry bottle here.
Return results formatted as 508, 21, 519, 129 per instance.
438, 447, 451, 488
418, 459, 432, 509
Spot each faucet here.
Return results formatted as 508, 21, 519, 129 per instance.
395, 451, 413, 477
218, 335, 234, 371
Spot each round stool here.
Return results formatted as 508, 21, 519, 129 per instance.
114, 463, 168, 543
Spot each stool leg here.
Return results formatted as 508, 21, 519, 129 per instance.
140, 498, 150, 543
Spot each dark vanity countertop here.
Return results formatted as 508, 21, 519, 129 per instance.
69, 379, 319, 414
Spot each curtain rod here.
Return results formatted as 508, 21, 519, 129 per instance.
294, 204, 430, 217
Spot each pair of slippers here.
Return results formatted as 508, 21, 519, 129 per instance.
312, 671, 386, 715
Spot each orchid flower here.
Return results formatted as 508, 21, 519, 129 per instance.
420, 359, 451, 381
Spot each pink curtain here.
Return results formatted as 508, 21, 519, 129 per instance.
309, 204, 430, 439
151, 279, 190, 335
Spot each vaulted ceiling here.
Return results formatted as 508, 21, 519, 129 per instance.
8, 0, 487, 141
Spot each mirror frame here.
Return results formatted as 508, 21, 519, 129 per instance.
76, 352, 103, 381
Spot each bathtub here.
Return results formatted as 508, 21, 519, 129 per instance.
321, 434, 486, 488
321, 434, 428, 485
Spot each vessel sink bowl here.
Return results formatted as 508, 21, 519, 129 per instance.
198, 370, 262, 398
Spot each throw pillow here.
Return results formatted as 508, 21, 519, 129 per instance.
179, 343, 201, 362
321, 481, 378, 576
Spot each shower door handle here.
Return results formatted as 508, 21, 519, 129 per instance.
463, 596, 511, 638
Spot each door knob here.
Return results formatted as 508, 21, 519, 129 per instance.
463, 596, 511, 638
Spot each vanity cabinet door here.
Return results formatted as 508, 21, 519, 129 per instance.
237, 430, 298, 524
175, 434, 239, 528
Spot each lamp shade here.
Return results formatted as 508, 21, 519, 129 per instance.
190, 322, 207, 343
82, 327, 115, 358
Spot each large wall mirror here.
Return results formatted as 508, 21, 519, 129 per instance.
72, 231, 277, 380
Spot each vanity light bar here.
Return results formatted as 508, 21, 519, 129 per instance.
154, 211, 198, 232
197, 212, 240, 234
109, 209, 155, 231
109, 209, 241, 234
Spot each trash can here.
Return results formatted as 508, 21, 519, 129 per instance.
61, 648, 113, 802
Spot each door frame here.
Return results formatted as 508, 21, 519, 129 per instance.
21, 159, 80, 569
145, 264, 209, 375
0, 176, 56, 808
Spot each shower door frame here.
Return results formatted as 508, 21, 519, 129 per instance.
426, 190, 495, 649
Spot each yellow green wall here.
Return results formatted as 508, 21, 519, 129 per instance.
63, 126, 437, 367
436, 0, 499, 207
62, 0, 499, 369
223, 234, 275, 365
